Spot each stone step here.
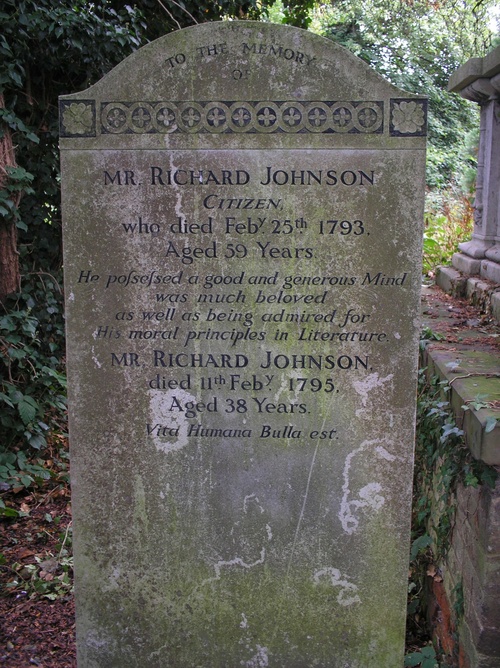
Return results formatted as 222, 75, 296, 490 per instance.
421, 284, 500, 466
436, 265, 500, 323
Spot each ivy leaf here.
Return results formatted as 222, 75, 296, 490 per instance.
20, 475, 33, 487
407, 598, 420, 615
485, 417, 497, 433
0, 392, 15, 408
27, 433, 46, 450
0, 506, 19, 518
8, 347, 27, 360
464, 472, 479, 488
405, 652, 424, 667
421, 644, 439, 667
480, 467, 498, 489
18, 396, 38, 425
410, 534, 433, 561
6, 166, 33, 181
405, 646, 437, 667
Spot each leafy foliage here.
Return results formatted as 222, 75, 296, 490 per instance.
108, 0, 316, 35
308, 0, 495, 188
413, 371, 496, 558
7, 551, 73, 600
0, 0, 147, 266
2, 511, 73, 600
275, 0, 316, 28
0, 1, 148, 482
0, 166, 35, 229
423, 189, 474, 274
0, 282, 66, 491
405, 368, 498, 662
405, 644, 439, 668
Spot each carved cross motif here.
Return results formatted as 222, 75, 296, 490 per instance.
257, 107, 277, 127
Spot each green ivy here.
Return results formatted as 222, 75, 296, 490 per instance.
406, 367, 498, 663
309, 0, 494, 190
0, 165, 35, 229
0, 1, 149, 490
405, 644, 439, 668
4, 523, 73, 599
0, 282, 67, 490
414, 370, 497, 559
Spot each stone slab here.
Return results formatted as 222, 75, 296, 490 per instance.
485, 246, 500, 263
422, 347, 500, 465
436, 265, 467, 297
491, 291, 500, 323
458, 619, 500, 668
459, 239, 495, 260
60, 21, 426, 667
481, 260, 500, 284
448, 45, 500, 93
465, 277, 493, 301
465, 278, 495, 317
452, 252, 481, 275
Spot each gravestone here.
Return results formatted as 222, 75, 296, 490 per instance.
60, 21, 427, 667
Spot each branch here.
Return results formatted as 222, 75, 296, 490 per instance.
156, 0, 182, 30
157, 0, 200, 28
449, 372, 500, 386
166, 0, 198, 25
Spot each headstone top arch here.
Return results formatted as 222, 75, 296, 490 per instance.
60, 22, 426, 148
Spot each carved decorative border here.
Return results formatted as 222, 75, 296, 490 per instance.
60, 100, 96, 137
96, 100, 384, 134
59, 99, 427, 137
389, 99, 427, 137
97, 100, 384, 135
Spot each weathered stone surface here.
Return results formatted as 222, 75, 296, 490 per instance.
481, 259, 500, 284
452, 251, 482, 276
60, 22, 426, 667
448, 45, 500, 93
491, 291, 500, 322
436, 265, 467, 297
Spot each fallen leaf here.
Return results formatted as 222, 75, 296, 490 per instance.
17, 548, 36, 559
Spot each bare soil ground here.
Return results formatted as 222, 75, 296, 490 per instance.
0, 487, 75, 667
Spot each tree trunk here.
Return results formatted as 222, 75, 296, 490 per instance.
0, 94, 20, 303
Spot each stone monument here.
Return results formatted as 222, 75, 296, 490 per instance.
60, 21, 426, 667
447, 45, 500, 283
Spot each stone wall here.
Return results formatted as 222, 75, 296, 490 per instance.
420, 312, 500, 667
